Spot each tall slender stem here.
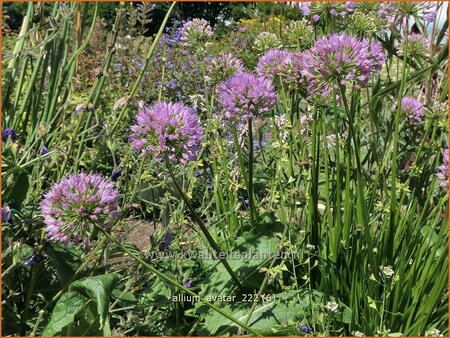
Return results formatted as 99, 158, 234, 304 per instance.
248, 118, 256, 227
165, 157, 242, 289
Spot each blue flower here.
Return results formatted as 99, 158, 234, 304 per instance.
25, 254, 46, 267
40, 146, 49, 155
300, 324, 311, 333
2, 205, 11, 223
111, 168, 122, 182
184, 278, 192, 288
159, 232, 173, 250
2, 128, 17, 143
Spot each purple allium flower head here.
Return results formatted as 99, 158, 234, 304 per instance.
129, 101, 203, 164
403, 33, 430, 55
2, 128, 17, 143
180, 18, 213, 47
205, 53, 244, 85
2, 205, 11, 223
437, 148, 449, 190
313, 15, 320, 22
159, 231, 173, 250
39, 146, 49, 155
300, 34, 386, 97
219, 71, 277, 123
379, 2, 437, 25
256, 49, 300, 89
40, 173, 120, 245
396, 97, 424, 124
111, 167, 121, 182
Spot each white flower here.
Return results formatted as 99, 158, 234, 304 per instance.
306, 244, 315, 250
352, 331, 365, 337
325, 300, 339, 312
327, 134, 336, 147
274, 115, 286, 129
380, 265, 394, 278
425, 329, 443, 337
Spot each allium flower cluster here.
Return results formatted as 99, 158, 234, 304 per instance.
402, 33, 430, 56
219, 71, 277, 123
436, 148, 448, 190
40, 173, 120, 245
348, 12, 386, 35
179, 18, 213, 47
379, 2, 437, 24
256, 49, 300, 90
396, 97, 425, 124
291, 2, 357, 19
129, 101, 203, 164
205, 53, 244, 85
284, 19, 313, 47
300, 34, 386, 97
253, 32, 282, 54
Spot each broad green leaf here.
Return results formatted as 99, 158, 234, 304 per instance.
197, 290, 326, 336
69, 273, 119, 328
43, 273, 119, 336
41, 291, 87, 336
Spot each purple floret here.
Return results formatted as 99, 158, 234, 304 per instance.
219, 71, 277, 124
40, 173, 120, 245
205, 53, 244, 84
256, 49, 300, 87
179, 18, 213, 47
129, 101, 203, 164
300, 34, 386, 98
398, 97, 425, 124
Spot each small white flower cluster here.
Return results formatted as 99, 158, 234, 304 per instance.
351, 331, 365, 337
380, 265, 394, 279
425, 328, 443, 337
274, 115, 289, 142
325, 300, 339, 312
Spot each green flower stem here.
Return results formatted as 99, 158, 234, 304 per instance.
232, 127, 249, 190
309, 107, 320, 288
339, 85, 376, 272
388, 34, 409, 263
331, 90, 343, 261
165, 157, 243, 289
92, 221, 257, 335
247, 117, 257, 227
